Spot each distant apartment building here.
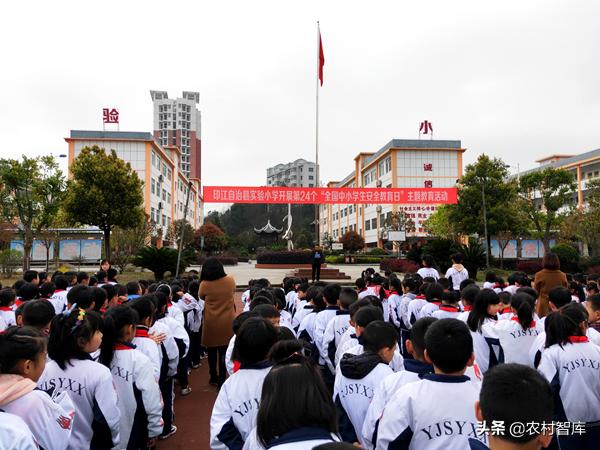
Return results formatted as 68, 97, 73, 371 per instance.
267, 159, 318, 187
150, 90, 201, 180
65, 130, 203, 238
320, 139, 465, 246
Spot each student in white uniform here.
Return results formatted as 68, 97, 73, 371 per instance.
376, 318, 487, 450
466, 288, 501, 373
0, 326, 74, 450
99, 306, 164, 450
210, 317, 278, 450
334, 306, 384, 368
474, 363, 554, 450
482, 292, 543, 366
249, 348, 340, 449
457, 284, 480, 322
445, 253, 469, 291
322, 287, 358, 374
313, 284, 342, 368
49, 276, 69, 314
38, 308, 121, 450
334, 321, 398, 446
292, 285, 319, 332
417, 283, 444, 319
417, 254, 440, 280
431, 291, 461, 319
406, 283, 430, 328
333, 298, 371, 366
0, 287, 17, 326
538, 303, 600, 449
362, 317, 436, 449
129, 296, 162, 381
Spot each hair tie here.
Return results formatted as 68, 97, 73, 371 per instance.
69, 309, 86, 334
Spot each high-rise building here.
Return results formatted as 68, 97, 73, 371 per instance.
150, 90, 201, 180
267, 158, 318, 187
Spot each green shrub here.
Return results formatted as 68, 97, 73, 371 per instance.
133, 246, 194, 280
422, 238, 457, 272
325, 255, 345, 264
551, 243, 580, 272
368, 247, 388, 256
354, 256, 383, 264
0, 249, 23, 277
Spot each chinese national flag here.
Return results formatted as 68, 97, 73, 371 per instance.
318, 29, 325, 86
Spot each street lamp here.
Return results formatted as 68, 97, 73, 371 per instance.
480, 177, 490, 268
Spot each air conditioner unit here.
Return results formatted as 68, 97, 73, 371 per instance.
158, 202, 163, 210
158, 175, 164, 183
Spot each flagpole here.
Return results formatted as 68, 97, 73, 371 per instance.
314, 21, 320, 246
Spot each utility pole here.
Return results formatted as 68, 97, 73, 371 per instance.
481, 179, 490, 268
175, 181, 193, 278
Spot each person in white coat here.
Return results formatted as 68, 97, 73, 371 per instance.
445, 253, 469, 291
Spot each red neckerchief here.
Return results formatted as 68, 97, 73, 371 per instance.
167, 302, 173, 308
135, 327, 149, 338
416, 295, 426, 300
54, 289, 66, 293
463, 305, 472, 312
114, 342, 136, 350
568, 336, 589, 343
14, 299, 24, 307
0, 306, 12, 311
383, 289, 392, 298
431, 301, 442, 306
511, 317, 536, 328
233, 360, 241, 373
440, 305, 459, 312
500, 307, 512, 315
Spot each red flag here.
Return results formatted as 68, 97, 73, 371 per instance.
318, 29, 325, 86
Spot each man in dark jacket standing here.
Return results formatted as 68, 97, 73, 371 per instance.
311, 246, 323, 282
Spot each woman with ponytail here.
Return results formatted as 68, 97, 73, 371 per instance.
100, 305, 163, 449
538, 303, 600, 449
466, 288, 500, 373
482, 292, 544, 366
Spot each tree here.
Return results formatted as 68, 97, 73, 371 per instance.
111, 215, 156, 272
63, 146, 145, 260
340, 230, 365, 253
384, 211, 416, 234
423, 205, 459, 240
133, 246, 194, 280
518, 167, 576, 252
450, 154, 520, 259
0, 156, 65, 270
192, 222, 227, 254
166, 219, 195, 248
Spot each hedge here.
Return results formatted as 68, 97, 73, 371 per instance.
197, 256, 239, 266
516, 259, 542, 275
256, 251, 313, 264
380, 258, 419, 273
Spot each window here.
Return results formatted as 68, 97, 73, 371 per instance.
151, 207, 155, 222
309, 183, 314, 187
152, 151, 156, 167
365, 220, 371, 231
167, 168, 172, 180
162, 163, 167, 176
167, 193, 171, 204
309, 167, 314, 172
380, 214, 385, 225
162, 189, 166, 201
378, 157, 391, 176
162, 215, 166, 227
309, 176, 314, 180
371, 218, 377, 229
151, 178, 156, 195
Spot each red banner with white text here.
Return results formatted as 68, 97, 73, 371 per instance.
203, 186, 457, 204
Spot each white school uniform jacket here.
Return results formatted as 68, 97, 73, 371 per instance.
417, 267, 439, 280
362, 359, 434, 449
419, 301, 441, 318
322, 310, 351, 373
241, 289, 250, 309
296, 311, 318, 342
242, 427, 340, 450
335, 332, 358, 368
226, 335, 236, 375
470, 317, 500, 373
398, 293, 417, 329
132, 327, 162, 381
159, 315, 190, 358
279, 309, 293, 331
538, 337, 600, 422
285, 290, 297, 311
406, 296, 428, 328
334, 352, 393, 445
313, 306, 341, 365
481, 317, 543, 366
529, 326, 600, 368
0, 314, 7, 331
0, 306, 16, 327
445, 264, 469, 291
109, 343, 164, 448
38, 358, 121, 450
1, 386, 75, 450
387, 293, 402, 328
376, 373, 486, 450
210, 362, 272, 450
166, 302, 185, 327
432, 304, 462, 320
176, 293, 203, 332
342, 342, 404, 372
358, 289, 370, 300
0, 412, 38, 450
49, 290, 68, 314
292, 304, 313, 330
150, 320, 179, 378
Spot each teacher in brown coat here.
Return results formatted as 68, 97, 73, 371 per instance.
533, 252, 568, 318
199, 257, 236, 386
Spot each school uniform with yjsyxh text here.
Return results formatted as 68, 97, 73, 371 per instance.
210, 362, 272, 450
482, 317, 543, 366
334, 352, 393, 445
109, 342, 164, 449
376, 373, 487, 450
133, 327, 162, 381
49, 290, 68, 314
406, 296, 428, 328
38, 358, 121, 450
242, 427, 340, 450
313, 306, 340, 366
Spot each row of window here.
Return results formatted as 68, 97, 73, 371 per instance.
150, 207, 171, 228
151, 152, 173, 179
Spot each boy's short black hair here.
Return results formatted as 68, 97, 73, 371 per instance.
548, 286, 570, 309
95, 271, 107, 282
425, 318, 473, 373
126, 281, 141, 296
253, 304, 281, 319
479, 363, 553, 444
67, 285, 92, 309
250, 296, 273, 310
451, 253, 463, 263
76, 271, 89, 283
233, 317, 278, 365
410, 317, 437, 358
39, 282, 56, 299
516, 286, 538, 300
18, 282, 39, 301
323, 284, 342, 306
588, 294, 600, 312
355, 278, 366, 290
54, 275, 69, 290
339, 287, 358, 309
23, 270, 39, 283
107, 268, 118, 280
362, 321, 398, 353
348, 298, 371, 319
459, 279, 476, 291
498, 291, 512, 305
0, 288, 17, 306
437, 278, 450, 290
354, 306, 384, 327
425, 283, 444, 301
233, 311, 257, 334
22, 300, 56, 328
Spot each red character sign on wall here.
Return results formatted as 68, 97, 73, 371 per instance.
424, 180, 433, 188
423, 163, 433, 171
103, 108, 119, 124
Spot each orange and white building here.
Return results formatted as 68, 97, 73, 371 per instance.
65, 130, 203, 237
320, 139, 465, 246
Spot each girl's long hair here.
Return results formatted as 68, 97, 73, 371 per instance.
99, 306, 139, 368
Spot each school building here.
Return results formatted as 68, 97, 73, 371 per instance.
320, 139, 465, 247
65, 130, 203, 238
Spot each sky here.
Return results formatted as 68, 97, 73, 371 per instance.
1, 0, 600, 198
